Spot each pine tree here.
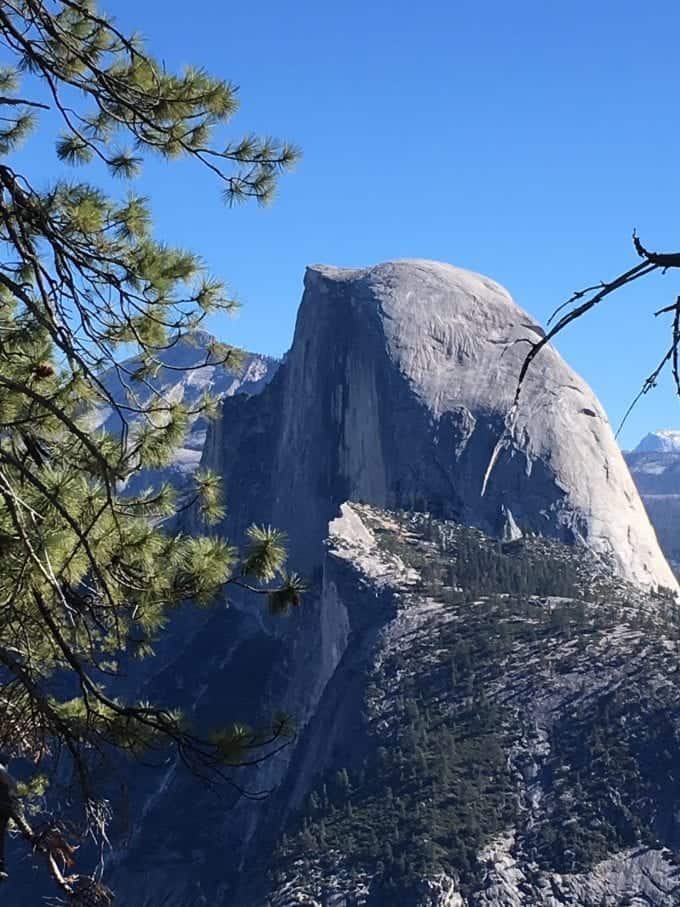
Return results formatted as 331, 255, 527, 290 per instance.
0, 1, 300, 901
335, 767, 351, 796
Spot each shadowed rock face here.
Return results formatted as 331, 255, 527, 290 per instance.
205, 260, 675, 591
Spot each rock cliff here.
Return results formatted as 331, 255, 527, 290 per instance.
205, 260, 675, 590
98, 500, 680, 907
266, 504, 680, 907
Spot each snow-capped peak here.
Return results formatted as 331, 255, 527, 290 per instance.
635, 431, 680, 454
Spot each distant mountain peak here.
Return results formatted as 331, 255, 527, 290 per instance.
635, 430, 680, 453
201, 258, 676, 592
96, 331, 280, 491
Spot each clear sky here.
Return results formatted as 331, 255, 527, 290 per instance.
13, 0, 680, 448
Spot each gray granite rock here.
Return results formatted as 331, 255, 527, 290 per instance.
204, 260, 675, 591
265, 504, 680, 907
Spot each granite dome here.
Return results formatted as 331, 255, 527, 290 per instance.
204, 259, 676, 591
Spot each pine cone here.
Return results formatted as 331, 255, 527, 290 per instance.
34, 362, 54, 379
69, 876, 114, 906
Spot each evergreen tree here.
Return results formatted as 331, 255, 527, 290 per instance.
0, 1, 300, 900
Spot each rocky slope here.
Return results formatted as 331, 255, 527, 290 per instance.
267, 503, 680, 907
104, 503, 680, 907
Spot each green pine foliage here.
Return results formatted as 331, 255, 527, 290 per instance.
0, 0, 300, 898
277, 686, 516, 895
529, 690, 680, 872
272, 508, 680, 902
377, 513, 580, 600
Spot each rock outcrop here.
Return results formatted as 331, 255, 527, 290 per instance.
98, 499, 680, 907
266, 504, 680, 907
205, 260, 675, 590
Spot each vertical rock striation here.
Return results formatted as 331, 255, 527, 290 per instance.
205, 260, 675, 590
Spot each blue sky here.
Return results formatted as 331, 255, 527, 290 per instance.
12, 0, 680, 448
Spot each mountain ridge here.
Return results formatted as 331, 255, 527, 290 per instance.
201, 259, 675, 589
625, 431, 680, 571
634, 430, 680, 454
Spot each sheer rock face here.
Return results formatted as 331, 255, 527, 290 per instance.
205, 260, 675, 591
